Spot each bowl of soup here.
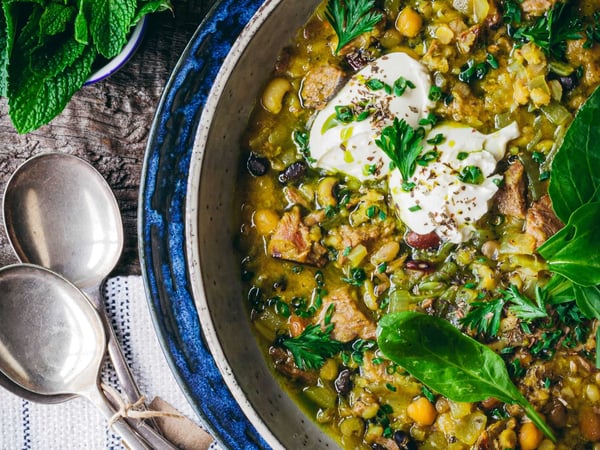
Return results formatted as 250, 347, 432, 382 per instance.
140, 0, 600, 448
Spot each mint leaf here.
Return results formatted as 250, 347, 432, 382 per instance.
74, 0, 89, 45
133, 0, 172, 24
8, 45, 96, 133
30, 37, 86, 79
40, 3, 75, 36
89, 0, 136, 58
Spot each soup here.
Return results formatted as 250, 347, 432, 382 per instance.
238, 0, 600, 448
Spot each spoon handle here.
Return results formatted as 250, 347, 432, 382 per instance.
86, 384, 152, 450
86, 287, 179, 450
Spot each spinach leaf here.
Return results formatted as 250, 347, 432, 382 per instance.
377, 311, 556, 441
548, 85, 600, 222
572, 284, 600, 320
538, 202, 600, 287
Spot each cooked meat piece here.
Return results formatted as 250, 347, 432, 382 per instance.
300, 65, 346, 110
496, 160, 527, 219
457, 25, 482, 54
484, 0, 502, 30
333, 221, 396, 252
268, 206, 311, 262
318, 287, 376, 343
474, 420, 513, 450
269, 346, 318, 384
566, 38, 600, 88
268, 206, 327, 266
360, 352, 396, 385
525, 194, 563, 247
521, 0, 557, 16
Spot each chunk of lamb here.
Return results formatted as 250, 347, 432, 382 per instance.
300, 65, 346, 110
495, 160, 527, 219
525, 194, 563, 247
267, 206, 327, 266
269, 346, 318, 384
318, 287, 376, 343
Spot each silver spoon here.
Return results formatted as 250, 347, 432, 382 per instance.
3, 152, 175, 449
0, 264, 149, 450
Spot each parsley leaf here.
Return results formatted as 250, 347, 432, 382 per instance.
511, 1, 583, 60
503, 285, 549, 321
280, 323, 344, 370
375, 118, 425, 188
460, 297, 505, 336
325, 0, 383, 55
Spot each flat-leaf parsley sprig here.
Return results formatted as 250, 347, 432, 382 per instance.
375, 118, 425, 191
1, 0, 173, 134
325, 0, 383, 55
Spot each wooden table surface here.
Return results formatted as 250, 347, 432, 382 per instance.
0, 1, 215, 275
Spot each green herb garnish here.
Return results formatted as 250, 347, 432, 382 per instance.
325, 0, 383, 55
280, 323, 343, 370
375, 118, 425, 185
1, 0, 172, 133
458, 165, 484, 184
510, 1, 583, 60
503, 285, 549, 322
377, 311, 556, 442
460, 297, 505, 336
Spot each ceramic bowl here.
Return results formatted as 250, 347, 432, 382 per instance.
84, 17, 148, 85
140, 0, 337, 449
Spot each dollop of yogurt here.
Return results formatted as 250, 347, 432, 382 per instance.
390, 122, 520, 243
307, 52, 521, 244
309, 52, 434, 181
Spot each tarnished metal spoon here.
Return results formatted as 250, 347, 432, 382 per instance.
0, 264, 149, 450
2, 152, 175, 449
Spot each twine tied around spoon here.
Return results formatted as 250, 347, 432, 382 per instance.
102, 383, 184, 428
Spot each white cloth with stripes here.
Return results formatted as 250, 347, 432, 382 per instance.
0, 276, 220, 450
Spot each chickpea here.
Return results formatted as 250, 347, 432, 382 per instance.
253, 208, 280, 235
407, 397, 437, 426
519, 422, 543, 450
395, 7, 422, 38
261, 77, 292, 114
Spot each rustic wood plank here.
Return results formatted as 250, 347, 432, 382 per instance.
0, 0, 216, 275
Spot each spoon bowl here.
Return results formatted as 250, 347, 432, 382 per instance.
0, 264, 147, 449
3, 152, 123, 290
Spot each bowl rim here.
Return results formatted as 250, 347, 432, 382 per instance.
138, 0, 273, 448
84, 16, 148, 85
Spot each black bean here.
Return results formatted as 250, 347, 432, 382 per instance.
334, 368, 352, 395
547, 399, 568, 429
278, 161, 306, 183
345, 49, 374, 71
247, 153, 270, 176
393, 430, 418, 450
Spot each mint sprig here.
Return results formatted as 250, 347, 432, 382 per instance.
1, 0, 173, 134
